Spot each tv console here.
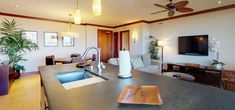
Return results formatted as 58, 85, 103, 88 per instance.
164, 63, 223, 88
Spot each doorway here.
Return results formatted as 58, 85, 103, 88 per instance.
120, 30, 130, 51
112, 32, 119, 58
98, 29, 113, 62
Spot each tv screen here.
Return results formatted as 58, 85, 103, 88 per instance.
178, 35, 208, 56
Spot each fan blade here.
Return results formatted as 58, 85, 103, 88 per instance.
174, 1, 189, 8
176, 7, 194, 12
151, 10, 168, 15
154, 4, 168, 9
168, 11, 175, 17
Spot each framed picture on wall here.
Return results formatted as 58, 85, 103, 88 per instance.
62, 37, 74, 47
22, 31, 38, 44
44, 32, 58, 47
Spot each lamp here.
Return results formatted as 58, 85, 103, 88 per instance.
158, 40, 166, 47
61, 32, 79, 38
133, 38, 136, 43
158, 40, 166, 74
61, 14, 79, 38
74, 9, 81, 24
93, 0, 102, 16
74, 0, 81, 24
132, 31, 138, 43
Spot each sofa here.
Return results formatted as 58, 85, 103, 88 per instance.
108, 54, 162, 75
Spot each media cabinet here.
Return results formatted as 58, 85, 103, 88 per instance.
164, 63, 222, 87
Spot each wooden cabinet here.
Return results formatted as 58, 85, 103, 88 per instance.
165, 63, 222, 87
0, 62, 14, 96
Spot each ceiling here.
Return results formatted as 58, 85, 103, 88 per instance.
0, 0, 235, 26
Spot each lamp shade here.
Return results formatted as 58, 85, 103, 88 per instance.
158, 40, 166, 47
74, 9, 81, 24
61, 32, 79, 38
93, 0, 102, 16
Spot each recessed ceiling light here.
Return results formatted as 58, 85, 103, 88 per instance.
15, 5, 19, 8
218, 1, 222, 4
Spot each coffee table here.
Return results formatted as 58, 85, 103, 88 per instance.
163, 72, 195, 82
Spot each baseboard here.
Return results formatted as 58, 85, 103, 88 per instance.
21, 71, 39, 77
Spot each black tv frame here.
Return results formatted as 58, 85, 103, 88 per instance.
178, 35, 209, 56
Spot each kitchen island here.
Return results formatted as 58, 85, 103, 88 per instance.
39, 63, 235, 110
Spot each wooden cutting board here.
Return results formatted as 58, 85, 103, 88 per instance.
118, 85, 163, 105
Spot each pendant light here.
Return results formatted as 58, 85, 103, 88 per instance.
74, 0, 81, 24
93, 0, 102, 16
61, 14, 79, 38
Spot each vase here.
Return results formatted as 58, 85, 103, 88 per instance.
14, 71, 21, 79
215, 64, 222, 70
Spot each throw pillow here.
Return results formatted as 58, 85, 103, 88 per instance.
108, 58, 118, 65
142, 54, 151, 66
131, 56, 144, 69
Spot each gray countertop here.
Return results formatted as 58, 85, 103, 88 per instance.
39, 63, 235, 110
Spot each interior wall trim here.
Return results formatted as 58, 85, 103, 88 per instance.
82, 23, 113, 28
21, 71, 39, 77
148, 4, 235, 24
0, 4, 234, 29
113, 20, 148, 28
0, 12, 113, 28
114, 4, 235, 28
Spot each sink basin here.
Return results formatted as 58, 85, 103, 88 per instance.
56, 70, 106, 90
56, 70, 94, 84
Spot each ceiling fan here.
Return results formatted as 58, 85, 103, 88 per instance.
151, 0, 194, 17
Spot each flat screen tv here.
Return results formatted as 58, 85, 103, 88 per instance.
178, 35, 208, 56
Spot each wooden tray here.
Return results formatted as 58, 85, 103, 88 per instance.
118, 85, 163, 105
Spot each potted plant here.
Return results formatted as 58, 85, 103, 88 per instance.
0, 19, 39, 79
14, 64, 25, 79
149, 36, 160, 60
212, 60, 225, 69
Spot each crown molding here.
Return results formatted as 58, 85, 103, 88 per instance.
0, 12, 113, 28
0, 4, 234, 29
148, 4, 235, 24
81, 23, 113, 28
113, 20, 148, 28
114, 4, 235, 28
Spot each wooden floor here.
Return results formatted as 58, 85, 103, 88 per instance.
0, 72, 41, 110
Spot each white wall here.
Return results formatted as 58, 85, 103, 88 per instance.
1, 8, 234, 72
142, 23, 151, 54
114, 23, 150, 56
149, 8, 235, 69
0, 16, 113, 72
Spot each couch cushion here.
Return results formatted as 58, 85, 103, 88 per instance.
108, 58, 119, 66
131, 56, 144, 69
142, 54, 151, 66
136, 65, 160, 74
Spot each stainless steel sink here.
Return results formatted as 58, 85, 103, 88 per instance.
56, 70, 106, 90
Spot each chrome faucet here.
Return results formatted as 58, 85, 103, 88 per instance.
81, 47, 105, 74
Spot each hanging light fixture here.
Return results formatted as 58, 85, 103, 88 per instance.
74, 0, 81, 24
61, 14, 79, 38
93, 0, 102, 16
